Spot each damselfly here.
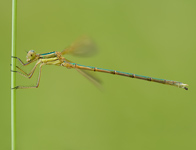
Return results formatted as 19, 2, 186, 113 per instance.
11, 37, 188, 90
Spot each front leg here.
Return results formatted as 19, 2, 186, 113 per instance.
13, 63, 46, 89
13, 60, 42, 79
11, 56, 37, 66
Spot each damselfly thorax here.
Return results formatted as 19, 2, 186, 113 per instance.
11, 37, 188, 90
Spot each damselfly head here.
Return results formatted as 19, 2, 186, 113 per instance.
26, 50, 36, 62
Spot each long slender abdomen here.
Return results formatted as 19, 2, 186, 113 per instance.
64, 62, 188, 90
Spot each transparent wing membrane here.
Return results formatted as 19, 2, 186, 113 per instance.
61, 36, 97, 57
76, 68, 102, 89
64, 58, 102, 89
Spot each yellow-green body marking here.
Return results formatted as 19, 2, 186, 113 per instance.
11, 38, 188, 90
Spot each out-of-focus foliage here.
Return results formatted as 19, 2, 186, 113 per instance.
1, 0, 196, 150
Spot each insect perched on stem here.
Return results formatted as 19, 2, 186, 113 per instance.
11, 37, 188, 90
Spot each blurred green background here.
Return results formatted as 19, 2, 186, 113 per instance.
1, 0, 196, 150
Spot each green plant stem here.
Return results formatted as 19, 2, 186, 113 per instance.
11, 0, 17, 150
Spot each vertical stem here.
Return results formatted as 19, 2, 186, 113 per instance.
11, 0, 17, 150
